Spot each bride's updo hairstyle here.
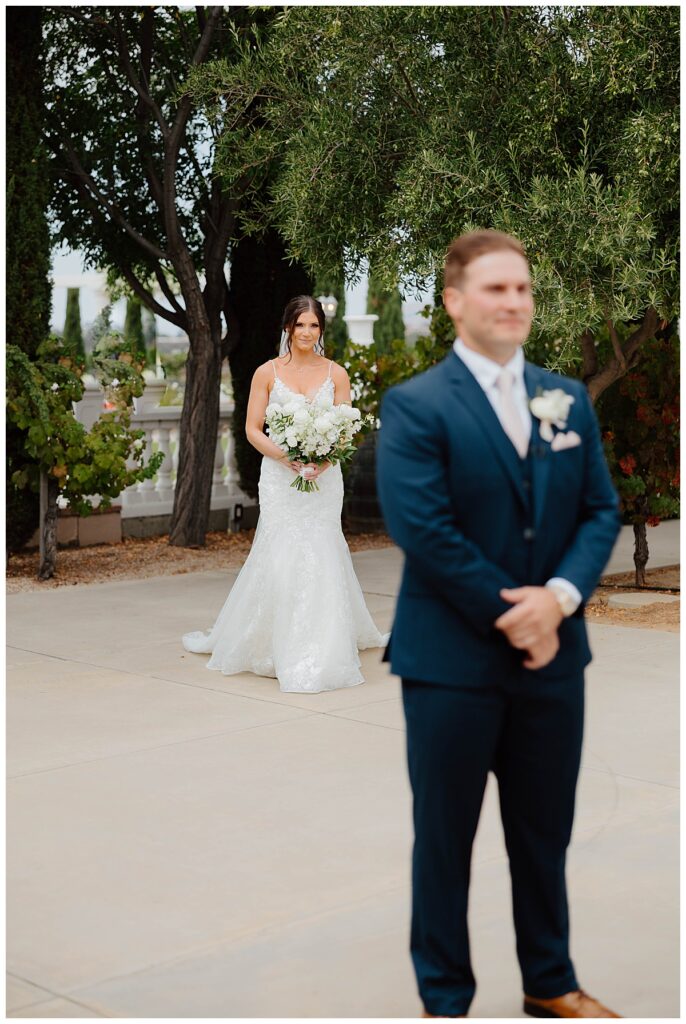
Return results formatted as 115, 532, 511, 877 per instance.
280, 296, 326, 361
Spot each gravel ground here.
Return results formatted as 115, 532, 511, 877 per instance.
7, 536, 679, 632
587, 564, 679, 632
6, 530, 395, 593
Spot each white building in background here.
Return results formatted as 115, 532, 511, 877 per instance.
50, 247, 434, 347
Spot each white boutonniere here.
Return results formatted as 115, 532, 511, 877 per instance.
529, 388, 576, 444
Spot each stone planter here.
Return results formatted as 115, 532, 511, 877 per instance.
26, 505, 122, 550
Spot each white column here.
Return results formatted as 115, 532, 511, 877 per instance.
136, 425, 158, 502
212, 426, 230, 498
154, 426, 174, 501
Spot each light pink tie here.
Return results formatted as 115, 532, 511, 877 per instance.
496, 369, 528, 458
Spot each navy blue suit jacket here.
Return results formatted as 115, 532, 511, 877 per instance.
376, 351, 621, 688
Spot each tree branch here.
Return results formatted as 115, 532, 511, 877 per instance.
585, 307, 660, 404
165, 7, 223, 256
60, 138, 169, 263
622, 307, 661, 364
155, 265, 185, 314
388, 50, 423, 117
606, 318, 626, 371
52, 160, 186, 329
119, 264, 187, 330
112, 10, 170, 137
580, 329, 597, 381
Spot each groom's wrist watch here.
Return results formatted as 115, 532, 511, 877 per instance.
545, 582, 578, 618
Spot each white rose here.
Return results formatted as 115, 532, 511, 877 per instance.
530, 389, 575, 442
293, 407, 309, 425
314, 414, 333, 432
265, 403, 280, 418
285, 433, 298, 448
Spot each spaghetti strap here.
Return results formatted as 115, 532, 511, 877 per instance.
271, 359, 279, 380
327, 359, 333, 379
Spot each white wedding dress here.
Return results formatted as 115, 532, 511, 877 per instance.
182, 369, 389, 693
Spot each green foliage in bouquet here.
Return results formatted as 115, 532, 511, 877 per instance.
6, 334, 164, 518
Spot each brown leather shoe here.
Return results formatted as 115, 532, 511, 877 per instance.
523, 989, 621, 1018
421, 1013, 466, 1019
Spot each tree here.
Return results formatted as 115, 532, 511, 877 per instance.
44, 7, 309, 546
598, 329, 679, 586
142, 305, 157, 367
227, 227, 312, 497
314, 271, 347, 360
367, 271, 405, 353
63, 288, 86, 359
6, 8, 52, 555
123, 296, 146, 360
7, 334, 163, 579
200, 6, 678, 403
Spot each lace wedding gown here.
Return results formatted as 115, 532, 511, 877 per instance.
182, 369, 389, 693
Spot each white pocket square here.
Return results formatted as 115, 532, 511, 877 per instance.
551, 430, 582, 451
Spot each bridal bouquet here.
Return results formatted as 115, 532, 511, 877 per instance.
265, 392, 367, 492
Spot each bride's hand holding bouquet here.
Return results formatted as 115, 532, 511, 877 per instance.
265, 390, 369, 492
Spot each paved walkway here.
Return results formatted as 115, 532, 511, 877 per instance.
6, 523, 679, 1018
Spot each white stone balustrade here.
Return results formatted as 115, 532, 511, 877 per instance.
73, 378, 254, 521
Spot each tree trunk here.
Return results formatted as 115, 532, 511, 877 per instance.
38, 470, 59, 580
168, 325, 223, 546
228, 229, 313, 498
583, 308, 660, 406
633, 520, 649, 587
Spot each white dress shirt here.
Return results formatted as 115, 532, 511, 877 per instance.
453, 338, 581, 613
453, 338, 532, 448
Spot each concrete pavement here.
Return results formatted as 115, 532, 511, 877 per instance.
6, 522, 679, 1017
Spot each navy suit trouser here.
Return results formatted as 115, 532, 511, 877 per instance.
402, 668, 584, 1017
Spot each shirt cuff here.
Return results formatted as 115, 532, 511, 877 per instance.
546, 577, 582, 614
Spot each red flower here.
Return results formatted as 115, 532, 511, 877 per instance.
618, 454, 637, 476
647, 515, 661, 527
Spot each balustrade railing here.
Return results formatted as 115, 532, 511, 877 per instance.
73, 376, 254, 521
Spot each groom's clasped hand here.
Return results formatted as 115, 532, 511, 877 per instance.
496, 585, 564, 669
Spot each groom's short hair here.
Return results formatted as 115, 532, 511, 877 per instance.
444, 230, 526, 288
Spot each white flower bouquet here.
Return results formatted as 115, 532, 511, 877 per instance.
265, 391, 368, 492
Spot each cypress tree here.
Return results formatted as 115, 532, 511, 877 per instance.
7, 9, 51, 553
142, 306, 157, 366
314, 272, 348, 360
124, 296, 146, 359
7, 9, 51, 358
63, 288, 85, 358
366, 271, 405, 353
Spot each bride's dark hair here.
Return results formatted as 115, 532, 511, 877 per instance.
280, 296, 326, 362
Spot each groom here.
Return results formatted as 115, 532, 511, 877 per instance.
376, 231, 622, 1019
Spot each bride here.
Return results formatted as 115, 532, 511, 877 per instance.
182, 295, 389, 693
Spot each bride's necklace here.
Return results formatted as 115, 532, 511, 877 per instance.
288, 360, 322, 373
